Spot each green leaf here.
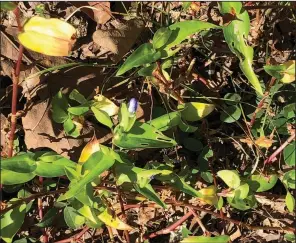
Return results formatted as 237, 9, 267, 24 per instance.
1, 201, 26, 243
197, 146, 213, 171
283, 103, 296, 119
17, 189, 33, 213
153, 27, 172, 49
13, 238, 27, 243
116, 43, 162, 76
52, 91, 69, 123
264, 60, 295, 83
284, 234, 295, 242
148, 111, 181, 131
98, 208, 133, 231
58, 153, 115, 201
219, 2, 263, 95
118, 103, 137, 132
63, 117, 80, 138
1, 170, 35, 185
1, 153, 36, 173
284, 143, 295, 167
113, 121, 176, 149
216, 197, 224, 210
183, 138, 203, 152
35, 208, 59, 227
0, 2, 17, 11
227, 194, 257, 211
69, 89, 87, 104
217, 170, 240, 189
93, 95, 119, 117
224, 93, 241, 105
134, 184, 166, 208
248, 174, 278, 192
181, 226, 192, 238
138, 63, 157, 77
162, 20, 219, 56
181, 235, 230, 243
178, 120, 198, 133
34, 157, 76, 177
64, 167, 80, 181
282, 170, 295, 189
178, 102, 215, 122
220, 105, 241, 123
63, 207, 85, 229
68, 105, 89, 116
286, 192, 295, 213
91, 106, 113, 128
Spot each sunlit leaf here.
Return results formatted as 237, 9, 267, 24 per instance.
1, 153, 36, 173
91, 106, 113, 128
282, 170, 295, 189
0, 200, 26, 243
1, 170, 35, 185
18, 16, 76, 56
217, 170, 240, 189
284, 143, 295, 166
148, 111, 181, 131
218, 2, 263, 95
264, 60, 295, 83
51, 91, 69, 123
98, 208, 133, 231
248, 174, 278, 192
134, 184, 166, 208
178, 102, 215, 122
255, 136, 274, 148
79, 136, 101, 163
0, 2, 17, 11
93, 95, 119, 116
153, 27, 172, 49
286, 192, 295, 213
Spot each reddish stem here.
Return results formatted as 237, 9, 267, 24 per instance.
54, 226, 90, 243
144, 211, 193, 239
264, 133, 296, 164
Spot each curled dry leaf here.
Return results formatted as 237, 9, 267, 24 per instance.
92, 19, 145, 62
71, 2, 111, 25
18, 16, 76, 56
255, 136, 274, 148
78, 136, 100, 163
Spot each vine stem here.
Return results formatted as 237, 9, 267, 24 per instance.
143, 211, 193, 239
264, 132, 296, 164
125, 200, 296, 233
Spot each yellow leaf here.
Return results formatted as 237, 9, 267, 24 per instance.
255, 136, 273, 148
240, 138, 253, 147
78, 136, 100, 163
93, 95, 119, 117
178, 102, 215, 121
98, 208, 133, 231
198, 185, 218, 205
73, 116, 84, 134
18, 16, 76, 56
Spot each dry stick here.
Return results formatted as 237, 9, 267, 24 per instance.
143, 211, 193, 239
125, 201, 296, 233
188, 207, 209, 236
54, 226, 90, 243
264, 133, 296, 164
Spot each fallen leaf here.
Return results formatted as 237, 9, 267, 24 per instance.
92, 19, 145, 62
71, 2, 111, 25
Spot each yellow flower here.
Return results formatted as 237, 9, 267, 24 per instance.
18, 16, 76, 56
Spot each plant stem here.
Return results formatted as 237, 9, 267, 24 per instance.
264, 133, 296, 164
143, 211, 193, 239
54, 226, 90, 243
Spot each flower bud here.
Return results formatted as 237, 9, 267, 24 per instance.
128, 98, 138, 114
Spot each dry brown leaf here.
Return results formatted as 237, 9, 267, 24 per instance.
71, 2, 111, 25
255, 136, 274, 148
240, 137, 253, 147
92, 19, 145, 62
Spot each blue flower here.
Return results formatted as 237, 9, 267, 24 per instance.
128, 98, 138, 114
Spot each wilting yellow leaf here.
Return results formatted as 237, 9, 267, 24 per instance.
18, 16, 76, 56
198, 185, 218, 205
93, 95, 119, 116
255, 136, 273, 148
73, 116, 84, 134
79, 136, 100, 163
240, 137, 253, 147
178, 102, 215, 121
98, 208, 133, 231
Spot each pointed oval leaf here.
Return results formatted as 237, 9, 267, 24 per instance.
91, 106, 113, 128
181, 235, 230, 243
284, 143, 295, 167
1, 170, 35, 185
148, 111, 181, 131
286, 192, 295, 213
93, 95, 118, 117
248, 174, 278, 192
220, 105, 241, 123
178, 102, 215, 122
64, 207, 85, 229
116, 43, 161, 76
153, 27, 172, 49
217, 170, 240, 189
1, 153, 36, 173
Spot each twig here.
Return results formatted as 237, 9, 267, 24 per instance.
143, 211, 193, 239
264, 133, 296, 164
54, 226, 90, 243
38, 177, 48, 243
125, 200, 296, 233
7, 7, 23, 158
188, 207, 209, 236
245, 5, 295, 10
